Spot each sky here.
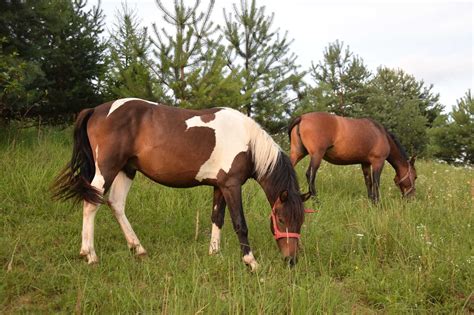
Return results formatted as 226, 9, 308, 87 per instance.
90, 0, 473, 111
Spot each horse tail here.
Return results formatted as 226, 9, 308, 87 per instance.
287, 115, 307, 160
288, 116, 302, 139
51, 108, 103, 205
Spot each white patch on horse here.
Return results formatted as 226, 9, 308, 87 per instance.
91, 145, 105, 191
209, 223, 221, 254
107, 98, 157, 117
185, 109, 250, 181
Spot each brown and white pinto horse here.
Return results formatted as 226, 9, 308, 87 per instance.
52, 98, 308, 270
289, 112, 417, 203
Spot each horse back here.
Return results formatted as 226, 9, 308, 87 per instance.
85, 100, 256, 187
298, 112, 390, 164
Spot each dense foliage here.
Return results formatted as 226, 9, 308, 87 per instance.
428, 90, 474, 164
0, 0, 107, 122
0, 0, 471, 163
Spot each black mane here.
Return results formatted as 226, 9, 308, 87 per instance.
386, 130, 409, 161
367, 118, 409, 161
265, 152, 305, 227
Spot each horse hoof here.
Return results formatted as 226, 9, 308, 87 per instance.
80, 249, 99, 264
247, 261, 259, 272
242, 252, 258, 272
133, 244, 147, 257
208, 243, 220, 255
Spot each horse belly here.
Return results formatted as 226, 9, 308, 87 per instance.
323, 147, 367, 165
133, 129, 216, 187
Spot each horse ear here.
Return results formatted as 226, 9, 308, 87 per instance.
279, 190, 289, 202
410, 155, 417, 165
300, 192, 311, 202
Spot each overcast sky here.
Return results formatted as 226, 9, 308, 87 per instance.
92, 0, 473, 111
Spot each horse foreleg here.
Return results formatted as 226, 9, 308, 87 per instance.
371, 162, 385, 203
209, 187, 226, 255
221, 185, 257, 271
80, 173, 105, 264
361, 164, 373, 200
107, 171, 146, 257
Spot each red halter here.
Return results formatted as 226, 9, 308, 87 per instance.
270, 203, 317, 240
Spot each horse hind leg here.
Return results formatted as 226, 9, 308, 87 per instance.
107, 171, 147, 257
80, 157, 106, 264
289, 123, 307, 166
80, 145, 128, 264
306, 154, 323, 198
209, 187, 226, 255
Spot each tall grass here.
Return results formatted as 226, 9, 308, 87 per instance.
0, 126, 472, 313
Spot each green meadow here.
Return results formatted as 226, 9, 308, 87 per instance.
1, 126, 472, 313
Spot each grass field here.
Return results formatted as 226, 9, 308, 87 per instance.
0, 126, 473, 313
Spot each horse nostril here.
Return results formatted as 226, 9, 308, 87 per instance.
284, 256, 297, 267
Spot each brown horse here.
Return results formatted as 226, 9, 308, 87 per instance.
289, 112, 417, 203
52, 98, 308, 270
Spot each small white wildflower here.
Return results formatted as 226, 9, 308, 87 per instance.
355, 233, 364, 238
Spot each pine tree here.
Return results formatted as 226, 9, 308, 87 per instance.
150, 0, 244, 108
0, 0, 107, 122
365, 67, 442, 154
104, 4, 163, 100
303, 40, 371, 117
428, 90, 474, 164
223, 0, 304, 132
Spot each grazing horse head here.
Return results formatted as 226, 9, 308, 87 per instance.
394, 155, 417, 198
257, 153, 309, 265
270, 190, 310, 265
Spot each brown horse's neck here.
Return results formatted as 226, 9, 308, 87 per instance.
386, 133, 409, 176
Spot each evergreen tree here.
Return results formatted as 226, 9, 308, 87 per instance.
365, 67, 441, 154
223, 0, 304, 132
0, 0, 107, 122
150, 0, 245, 109
302, 40, 371, 117
428, 90, 473, 164
104, 4, 163, 100
0, 39, 46, 121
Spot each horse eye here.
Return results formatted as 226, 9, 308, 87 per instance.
278, 217, 285, 225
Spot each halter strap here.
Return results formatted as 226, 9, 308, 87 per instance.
397, 163, 415, 196
270, 203, 316, 240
